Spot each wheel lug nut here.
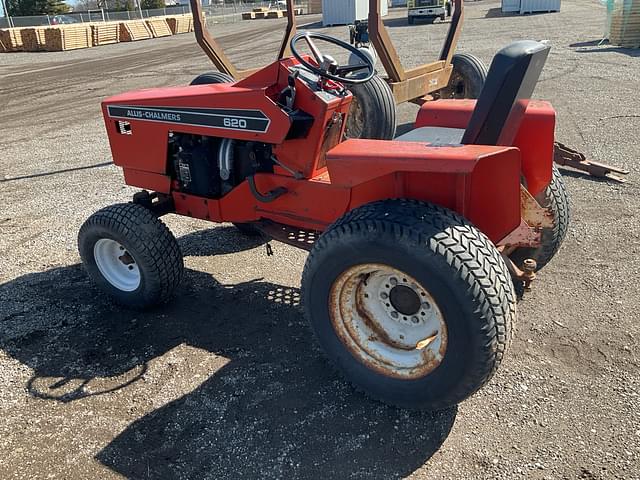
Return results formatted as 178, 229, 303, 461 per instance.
390, 277, 398, 286
390, 311, 398, 319
380, 292, 388, 299
422, 302, 431, 310
411, 316, 419, 324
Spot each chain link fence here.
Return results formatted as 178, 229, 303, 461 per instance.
0, 1, 310, 29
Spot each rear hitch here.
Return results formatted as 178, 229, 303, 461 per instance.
554, 142, 629, 183
501, 253, 537, 291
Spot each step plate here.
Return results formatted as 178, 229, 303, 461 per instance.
256, 221, 319, 251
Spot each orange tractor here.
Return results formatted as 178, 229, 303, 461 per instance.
77, 1, 587, 410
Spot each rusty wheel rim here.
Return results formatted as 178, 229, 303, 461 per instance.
329, 264, 448, 379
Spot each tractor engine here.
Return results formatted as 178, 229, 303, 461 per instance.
168, 133, 274, 198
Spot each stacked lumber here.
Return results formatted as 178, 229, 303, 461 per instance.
166, 14, 191, 34
609, 0, 640, 48
91, 22, 120, 46
146, 18, 172, 38
267, 10, 284, 18
119, 20, 152, 42
44, 24, 92, 51
21, 27, 48, 51
0, 28, 24, 52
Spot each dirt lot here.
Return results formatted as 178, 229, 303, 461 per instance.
1, 1, 639, 478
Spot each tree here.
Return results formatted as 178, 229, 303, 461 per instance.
7, 0, 69, 15
140, 0, 164, 9
40, 0, 70, 14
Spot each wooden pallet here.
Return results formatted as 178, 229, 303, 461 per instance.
44, 25, 92, 51
0, 28, 24, 52
20, 27, 48, 51
253, 7, 269, 12
166, 15, 191, 34
244, 8, 302, 20
119, 20, 152, 42
146, 18, 173, 38
91, 22, 120, 46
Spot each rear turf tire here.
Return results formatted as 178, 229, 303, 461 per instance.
190, 71, 235, 85
438, 53, 488, 99
345, 74, 397, 140
78, 203, 184, 309
511, 165, 570, 271
302, 199, 515, 410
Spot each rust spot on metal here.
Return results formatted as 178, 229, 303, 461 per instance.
520, 186, 554, 230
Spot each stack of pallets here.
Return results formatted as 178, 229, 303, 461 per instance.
119, 20, 153, 41
145, 18, 173, 37
21, 27, 48, 51
91, 22, 120, 46
609, 0, 640, 47
242, 7, 269, 19
243, 7, 304, 20
44, 24, 92, 51
166, 14, 191, 34
0, 28, 24, 52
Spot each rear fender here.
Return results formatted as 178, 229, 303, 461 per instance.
415, 99, 555, 196
326, 139, 521, 242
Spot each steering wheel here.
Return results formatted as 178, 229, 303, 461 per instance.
290, 32, 375, 85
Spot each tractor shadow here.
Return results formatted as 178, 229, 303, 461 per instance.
0, 227, 456, 479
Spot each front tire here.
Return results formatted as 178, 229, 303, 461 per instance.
78, 203, 184, 309
302, 200, 515, 410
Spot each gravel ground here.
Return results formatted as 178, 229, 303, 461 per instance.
1, 1, 639, 479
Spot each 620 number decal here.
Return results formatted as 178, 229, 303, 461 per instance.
223, 117, 248, 129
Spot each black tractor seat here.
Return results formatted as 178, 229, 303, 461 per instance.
395, 40, 551, 146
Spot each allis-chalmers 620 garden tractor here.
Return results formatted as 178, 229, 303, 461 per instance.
78, 3, 572, 410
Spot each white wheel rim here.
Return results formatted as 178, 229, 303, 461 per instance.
93, 238, 141, 292
329, 264, 447, 379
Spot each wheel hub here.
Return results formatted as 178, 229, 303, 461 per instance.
330, 264, 448, 379
389, 285, 421, 316
93, 238, 141, 292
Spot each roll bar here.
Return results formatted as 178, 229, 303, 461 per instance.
189, 0, 464, 104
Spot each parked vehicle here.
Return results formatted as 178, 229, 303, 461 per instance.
407, 0, 451, 24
